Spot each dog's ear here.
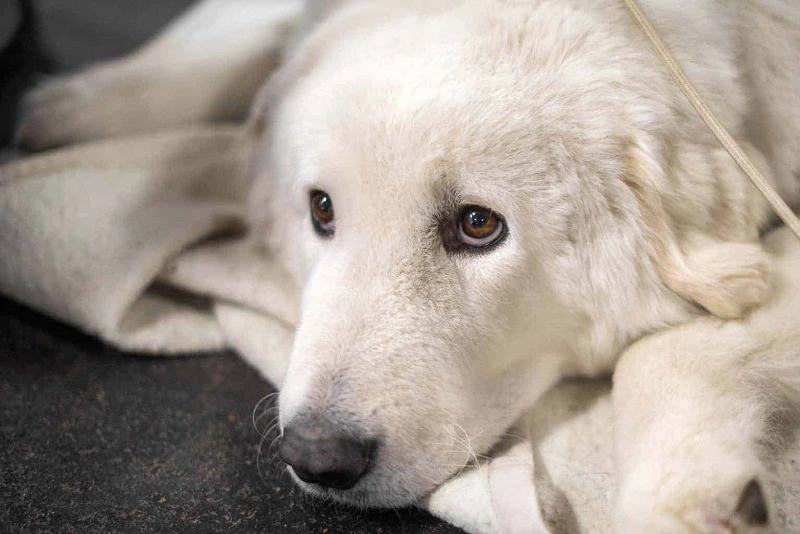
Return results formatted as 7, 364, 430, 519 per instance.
241, 1, 337, 184
622, 139, 772, 319
244, 0, 403, 144
244, 83, 273, 143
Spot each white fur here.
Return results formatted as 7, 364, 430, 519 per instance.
15, 0, 800, 530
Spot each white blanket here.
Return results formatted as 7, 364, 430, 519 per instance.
1, 127, 797, 534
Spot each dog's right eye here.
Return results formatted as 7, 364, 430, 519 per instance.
456, 206, 506, 250
310, 190, 335, 237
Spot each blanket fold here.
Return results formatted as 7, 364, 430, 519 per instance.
0, 127, 250, 352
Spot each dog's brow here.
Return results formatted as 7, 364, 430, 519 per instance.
423, 157, 461, 207
295, 168, 321, 192
423, 156, 457, 186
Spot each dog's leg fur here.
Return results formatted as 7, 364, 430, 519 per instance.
614, 330, 772, 533
612, 229, 800, 533
15, 0, 303, 150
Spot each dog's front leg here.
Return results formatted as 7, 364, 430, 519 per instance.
610, 313, 786, 534
15, 0, 303, 151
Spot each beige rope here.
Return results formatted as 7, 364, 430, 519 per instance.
622, 0, 800, 241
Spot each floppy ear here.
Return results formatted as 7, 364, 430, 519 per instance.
240, 2, 333, 191
622, 139, 772, 319
243, 1, 382, 243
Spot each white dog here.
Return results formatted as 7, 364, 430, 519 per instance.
16, 0, 800, 531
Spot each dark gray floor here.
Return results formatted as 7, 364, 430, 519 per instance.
0, 1, 461, 532
0, 299, 456, 533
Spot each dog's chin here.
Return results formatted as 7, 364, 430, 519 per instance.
288, 467, 442, 510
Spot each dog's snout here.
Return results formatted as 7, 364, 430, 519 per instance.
279, 421, 375, 490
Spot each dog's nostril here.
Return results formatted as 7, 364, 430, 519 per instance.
279, 422, 375, 490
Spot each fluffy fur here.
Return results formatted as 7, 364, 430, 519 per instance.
15, 0, 800, 531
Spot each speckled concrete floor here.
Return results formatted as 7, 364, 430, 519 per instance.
0, 298, 458, 533
0, 2, 462, 532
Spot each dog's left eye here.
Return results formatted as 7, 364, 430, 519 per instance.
310, 190, 335, 237
457, 206, 505, 248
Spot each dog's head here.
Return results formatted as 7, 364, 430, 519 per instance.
247, 1, 771, 507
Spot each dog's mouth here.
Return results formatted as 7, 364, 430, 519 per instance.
287, 466, 424, 509
281, 435, 487, 511
290, 469, 373, 503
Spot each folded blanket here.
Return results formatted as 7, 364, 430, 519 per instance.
1, 127, 797, 534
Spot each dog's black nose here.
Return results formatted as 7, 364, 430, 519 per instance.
279, 421, 375, 490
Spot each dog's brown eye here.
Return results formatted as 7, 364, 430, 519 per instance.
458, 206, 505, 248
310, 190, 335, 237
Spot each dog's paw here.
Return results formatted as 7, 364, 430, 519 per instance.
15, 61, 152, 151
616, 477, 771, 534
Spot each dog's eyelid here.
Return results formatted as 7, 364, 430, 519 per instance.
450, 193, 507, 217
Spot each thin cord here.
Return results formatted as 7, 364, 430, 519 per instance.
622, 0, 800, 241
